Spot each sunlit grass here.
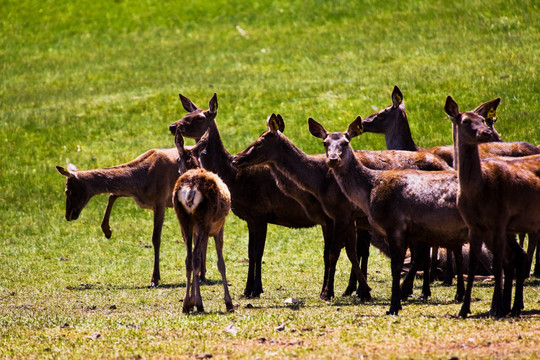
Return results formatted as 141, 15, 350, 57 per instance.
1, 0, 539, 358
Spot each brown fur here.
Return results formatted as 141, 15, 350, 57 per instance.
445, 96, 539, 318
308, 114, 484, 316
57, 147, 180, 287
169, 93, 325, 299
173, 168, 233, 313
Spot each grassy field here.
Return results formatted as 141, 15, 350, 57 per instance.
1, 0, 540, 358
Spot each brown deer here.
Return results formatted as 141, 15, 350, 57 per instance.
362, 86, 539, 164
233, 114, 461, 301
445, 96, 539, 318
57, 148, 182, 287
361, 86, 503, 286
168, 94, 361, 299
233, 114, 375, 299
173, 127, 233, 313
308, 113, 527, 317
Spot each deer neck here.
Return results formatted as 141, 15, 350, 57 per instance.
270, 138, 327, 192
456, 140, 484, 197
198, 121, 237, 184
385, 115, 418, 151
331, 148, 376, 216
77, 167, 141, 197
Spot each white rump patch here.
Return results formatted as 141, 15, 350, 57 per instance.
178, 185, 202, 213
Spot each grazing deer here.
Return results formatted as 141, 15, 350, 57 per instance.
445, 96, 538, 318
308, 112, 527, 317
169, 93, 349, 299
173, 128, 233, 313
57, 147, 182, 287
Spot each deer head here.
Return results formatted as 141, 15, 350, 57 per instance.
444, 96, 500, 146
308, 116, 363, 168
174, 128, 201, 174
361, 85, 405, 134
232, 113, 285, 168
169, 93, 218, 139
56, 164, 90, 221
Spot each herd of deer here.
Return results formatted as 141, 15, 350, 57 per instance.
57, 87, 540, 318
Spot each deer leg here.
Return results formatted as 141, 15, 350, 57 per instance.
510, 238, 527, 316
400, 245, 419, 300
192, 231, 208, 313
214, 228, 233, 312
345, 228, 370, 296
200, 236, 208, 283
243, 221, 267, 298
101, 194, 118, 239
526, 233, 538, 276
502, 235, 516, 316
150, 204, 166, 287
320, 222, 332, 298
387, 231, 406, 315
321, 221, 342, 300
453, 246, 465, 302
443, 247, 456, 286
420, 244, 432, 301
489, 231, 506, 319
429, 246, 439, 283
459, 233, 482, 319
341, 221, 371, 301
182, 226, 194, 313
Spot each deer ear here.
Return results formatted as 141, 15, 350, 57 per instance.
444, 96, 460, 123
392, 85, 403, 108
208, 93, 218, 115
473, 97, 501, 122
276, 114, 285, 132
308, 118, 328, 139
174, 129, 185, 155
179, 94, 199, 113
346, 116, 363, 139
194, 129, 210, 155
267, 114, 284, 133
56, 166, 71, 177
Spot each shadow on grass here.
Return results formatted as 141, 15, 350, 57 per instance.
66, 278, 225, 291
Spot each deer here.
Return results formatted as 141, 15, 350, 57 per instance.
361, 87, 504, 287
57, 147, 183, 287
444, 96, 539, 318
232, 113, 464, 301
172, 126, 234, 313
364, 87, 539, 279
167, 93, 374, 300
308, 112, 527, 317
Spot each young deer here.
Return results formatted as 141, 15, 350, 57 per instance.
173, 128, 233, 313
169, 94, 346, 299
57, 147, 182, 287
445, 96, 539, 318
308, 114, 527, 317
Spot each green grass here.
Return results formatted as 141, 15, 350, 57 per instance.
1, 0, 540, 358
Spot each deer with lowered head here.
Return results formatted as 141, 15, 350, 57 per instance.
57, 138, 204, 287
172, 127, 234, 313
308, 111, 528, 317
445, 96, 539, 318
168, 93, 364, 300
57, 147, 181, 287
232, 113, 459, 300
